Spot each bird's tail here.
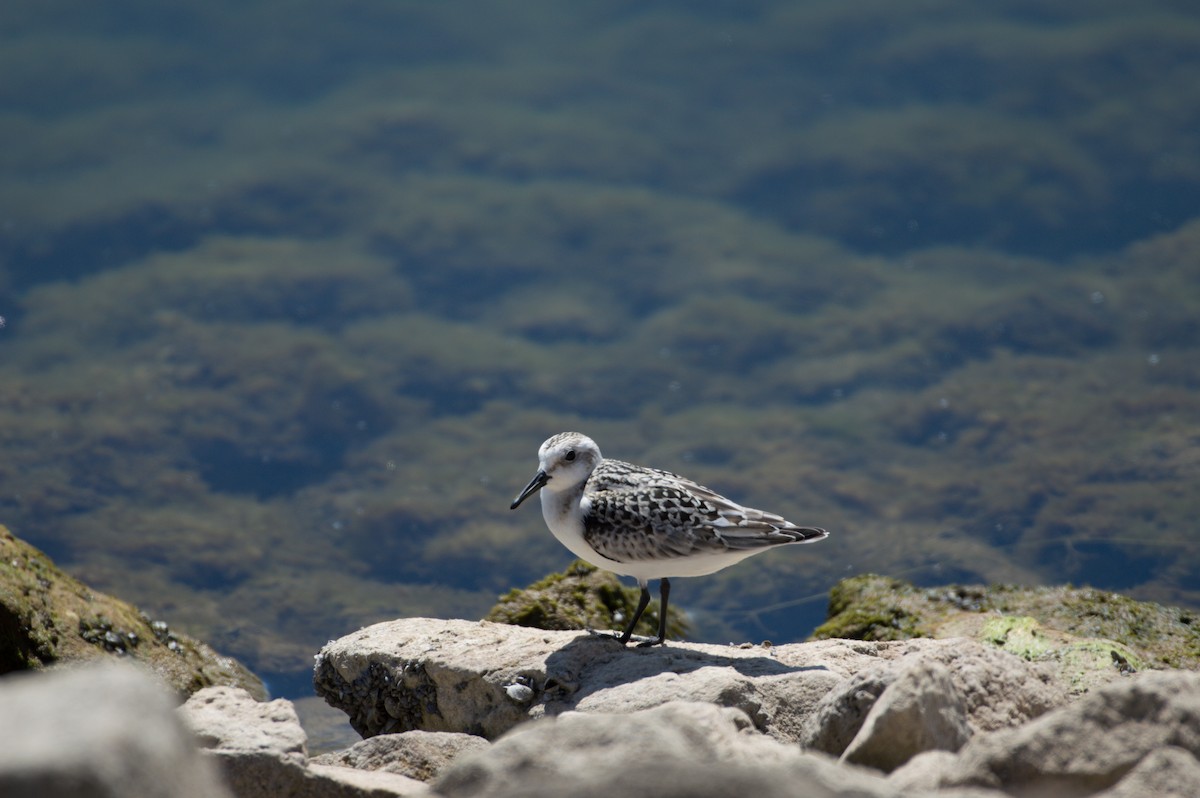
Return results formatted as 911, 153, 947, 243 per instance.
784, 526, 828, 543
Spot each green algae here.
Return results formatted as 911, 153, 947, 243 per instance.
0, 525, 265, 697
812, 574, 1200, 674
812, 576, 928, 642
977, 615, 1148, 693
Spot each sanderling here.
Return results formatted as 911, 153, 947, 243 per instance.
510, 431, 828, 647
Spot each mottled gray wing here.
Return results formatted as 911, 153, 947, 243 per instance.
582, 482, 821, 563
582, 485, 725, 563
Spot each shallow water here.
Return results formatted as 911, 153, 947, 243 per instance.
2, 0, 1199, 698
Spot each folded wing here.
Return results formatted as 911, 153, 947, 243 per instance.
582, 469, 826, 564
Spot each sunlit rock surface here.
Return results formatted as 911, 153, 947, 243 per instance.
311, 618, 1068, 744
813, 574, 1200, 694
181, 685, 427, 797
309, 615, 1200, 797
0, 662, 231, 798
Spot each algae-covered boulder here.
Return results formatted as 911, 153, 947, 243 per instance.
0, 524, 265, 699
485, 560, 688, 642
812, 574, 1200, 693
812, 575, 929, 642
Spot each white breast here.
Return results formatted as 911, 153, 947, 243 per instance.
539, 489, 627, 572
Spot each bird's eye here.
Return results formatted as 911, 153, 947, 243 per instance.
565, 450, 577, 462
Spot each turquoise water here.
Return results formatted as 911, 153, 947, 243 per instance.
2, 1, 1199, 697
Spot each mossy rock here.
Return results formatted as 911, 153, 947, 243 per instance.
975, 615, 1147, 693
0, 525, 266, 699
814, 575, 925, 641
485, 560, 689, 642
811, 574, 1200, 686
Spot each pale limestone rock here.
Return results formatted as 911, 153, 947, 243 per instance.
1094, 746, 1200, 798
0, 662, 229, 798
803, 638, 1061, 756
890, 670, 1200, 795
840, 659, 971, 772
887, 749, 959, 791
313, 730, 490, 782
433, 700, 998, 798
183, 687, 308, 795
313, 617, 1054, 746
314, 617, 1200, 797
182, 685, 425, 797
800, 662, 897, 755
307, 764, 428, 797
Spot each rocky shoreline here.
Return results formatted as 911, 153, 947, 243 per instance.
5, 618, 1197, 797
2, 531, 1199, 797
303, 619, 1200, 796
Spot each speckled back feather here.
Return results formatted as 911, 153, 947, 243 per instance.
582, 459, 827, 564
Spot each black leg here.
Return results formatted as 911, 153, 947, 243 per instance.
618, 582, 652, 645
636, 577, 670, 648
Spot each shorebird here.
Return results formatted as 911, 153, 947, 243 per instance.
510, 431, 828, 646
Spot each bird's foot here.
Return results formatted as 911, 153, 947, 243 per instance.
635, 636, 666, 648
586, 628, 629, 644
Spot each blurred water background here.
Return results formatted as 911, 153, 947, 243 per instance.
2, 1, 1199, 702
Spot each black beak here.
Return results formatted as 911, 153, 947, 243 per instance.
511, 470, 549, 509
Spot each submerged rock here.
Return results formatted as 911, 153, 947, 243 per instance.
0, 524, 265, 699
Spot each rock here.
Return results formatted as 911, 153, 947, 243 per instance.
307, 764, 429, 797
312, 617, 1057, 747
312, 604, 1200, 796
433, 701, 997, 798
812, 574, 1200, 678
799, 662, 897, 755
432, 702, 791, 797
0, 524, 265, 699
182, 686, 308, 794
887, 750, 959, 792
803, 640, 1056, 764
313, 731, 490, 782
934, 629, 1065, 731
182, 685, 426, 797
556, 638, 844, 745
1094, 746, 1200, 798
840, 659, 971, 772
484, 558, 688, 640
311, 617, 844, 740
969, 615, 1146, 695
889, 670, 1200, 795
0, 661, 230, 798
